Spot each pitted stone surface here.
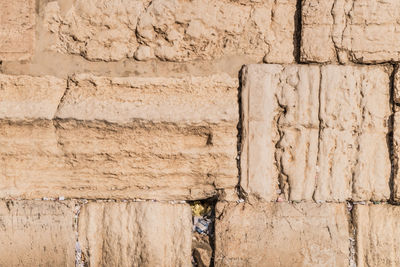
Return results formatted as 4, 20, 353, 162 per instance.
43, 0, 295, 63
215, 202, 349, 267
78, 201, 192, 267
0, 0, 35, 61
301, 0, 400, 63
241, 64, 391, 202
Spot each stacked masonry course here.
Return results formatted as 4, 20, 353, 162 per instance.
2, 0, 400, 266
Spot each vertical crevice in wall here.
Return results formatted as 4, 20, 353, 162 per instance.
293, 0, 303, 63
347, 201, 357, 267
236, 66, 247, 200
389, 64, 398, 203
74, 201, 84, 267
190, 198, 217, 267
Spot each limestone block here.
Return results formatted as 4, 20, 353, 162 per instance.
56, 73, 238, 124
215, 202, 349, 267
0, 73, 237, 200
354, 204, 400, 266
0, 201, 75, 266
241, 64, 390, 202
301, 0, 400, 63
0, 74, 66, 120
0, 120, 236, 200
78, 201, 191, 267
43, 0, 296, 63
0, 0, 35, 61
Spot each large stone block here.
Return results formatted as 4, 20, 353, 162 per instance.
215, 202, 349, 267
78, 201, 191, 267
241, 64, 391, 202
354, 204, 400, 266
0, 201, 75, 266
0, 74, 66, 120
0, 121, 237, 200
0, 74, 237, 200
56, 73, 238, 123
0, 0, 35, 61
42, 0, 295, 63
301, 0, 400, 63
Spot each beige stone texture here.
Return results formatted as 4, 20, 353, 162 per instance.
0, 200, 75, 266
0, 0, 35, 61
0, 74, 237, 200
301, 0, 400, 63
392, 68, 400, 201
354, 204, 400, 266
215, 202, 349, 267
78, 201, 191, 267
192, 232, 212, 267
42, 0, 295, 63
0, 120, 236, 200
395, 67, 400, 104
319, 66, 391, 202
56, 73, 238, 123
393, 111, 400, 201
0, 74, 66, 120
241, 64, 391, 202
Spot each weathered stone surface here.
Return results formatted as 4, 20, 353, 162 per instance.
43, 0, 295, 63
354, 204, 400, 266
43, 0, 147, 62
0, 120, 236, 200
318, 66, 390, 202
56, 73, 238, 123
0, 0, 35, 61
0, 73, 237, 200
301, 0, 400, 63
0, 74, 66, 120
0, 201, 75, 266
393, 112, 400, 201
395, 67, 400, 104
78, 201, 191, 267
215, 202, 349, 267
241, 64, 390, 202
192, 232, 212, 267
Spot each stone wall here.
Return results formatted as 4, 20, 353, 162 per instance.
1, 0, 399, 266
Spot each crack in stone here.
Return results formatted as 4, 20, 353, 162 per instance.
389, 64, 398, 203
313, 66, 323, 202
